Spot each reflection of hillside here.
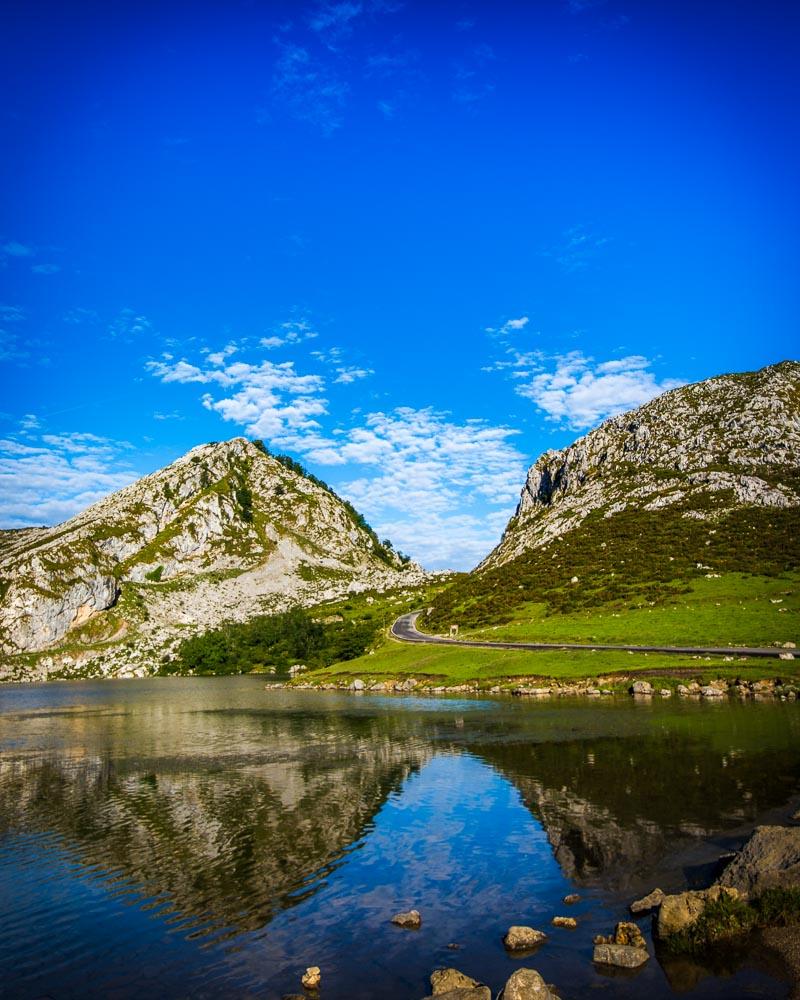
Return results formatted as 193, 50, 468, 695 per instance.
475, 734, 800, 888
0, 712, 431, 940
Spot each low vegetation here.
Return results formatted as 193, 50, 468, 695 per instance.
663, 888, 800, 956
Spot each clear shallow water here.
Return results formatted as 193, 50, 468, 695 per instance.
1, 679, 798, 999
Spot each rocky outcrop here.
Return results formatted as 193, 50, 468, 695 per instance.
0, 438, 426, 678
716, 825, 800, 896
503, 926, 547, 951
482, 361, 800, 570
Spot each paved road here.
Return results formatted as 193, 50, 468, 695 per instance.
391, 612, 787, 659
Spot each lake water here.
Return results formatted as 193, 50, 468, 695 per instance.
1, 678, 798, 999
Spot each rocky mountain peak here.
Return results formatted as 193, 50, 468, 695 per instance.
0, 437, 423, 675
482, 361, 800, 570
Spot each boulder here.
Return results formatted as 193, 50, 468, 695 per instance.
503, 926, 547, 951
350, 678, 365, 691
593, 943, 649, 968
594, 921, 647, 950
551, 916, 577, 929
498, 968, 556, 1000
700, 686, 725, 698
631, 681, 653, 696
716, 825, 800, 896
630, 888, 664, 914
655, 886, 740, 939
392, 909, 422, 928
430, 969, 480, 994
562, 893, 580, 905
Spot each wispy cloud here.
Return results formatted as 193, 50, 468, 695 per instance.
333, 365, 373, 383
542, 224, 611, 272
31, 263, 60, 275
260, 319, 319, 350
485, 315, 530, 337
515, 351, 685, 429
109, 308, 153, 340
301, 407, 526, 569
452, 44, 496, 107
271, 41, 350, 134
0, 430, 137, 528
0, 241, 34, 258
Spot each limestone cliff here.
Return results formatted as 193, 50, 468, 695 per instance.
482, 360, 800, 570
0, 438, 424, 679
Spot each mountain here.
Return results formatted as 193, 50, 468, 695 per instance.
426, 361, 800, 631
0, 438, 423, 680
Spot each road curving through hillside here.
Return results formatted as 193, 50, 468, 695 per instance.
390, 612, 788, 659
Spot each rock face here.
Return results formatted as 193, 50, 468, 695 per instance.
716, 825, 800, 896
0, 438, 425, 679
481, 361, 800, 570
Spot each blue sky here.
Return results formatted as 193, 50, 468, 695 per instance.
1, 0, 798, 569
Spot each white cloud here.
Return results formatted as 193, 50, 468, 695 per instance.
0, 432, 138, 528
515, 351, 685, 429
301, 407, 526, 570
334, 365, 373, 383
205, 343, 238, 366
260, 319, 318, 350
147, 351, 328, 444
31, 263, 60, 275
486, 315, 530, 337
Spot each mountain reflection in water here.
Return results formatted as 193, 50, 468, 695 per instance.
0, 679, 797, 999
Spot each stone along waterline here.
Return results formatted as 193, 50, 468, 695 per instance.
0, 678, 798, 998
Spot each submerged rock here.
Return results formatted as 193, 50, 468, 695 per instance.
392, 909, 422, 928
422, 990, 491, 1000
498, 967, 556, 999
716, 825, 800, 895
503, 926, 547, 951
593, 943, 649, 968
630, 888, 665, 914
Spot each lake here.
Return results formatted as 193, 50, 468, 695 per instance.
1, 678, 798, 999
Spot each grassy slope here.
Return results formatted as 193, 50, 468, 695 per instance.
423, 573, 799, 648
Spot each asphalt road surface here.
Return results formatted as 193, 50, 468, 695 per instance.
390, 612, 787, 659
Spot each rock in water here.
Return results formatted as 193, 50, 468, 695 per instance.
716, 825, 800, 895
424, 969, 492, 1000
301, 966, 321, 990
655, 886, 741, 940
593, 943, 649, 969
499, 967, 556, 999
630, 888, 665, 913
631, 681, 653, 696
503, 926, 547, 951
551, 916, 577, 928
392, 909, 422, 928
562, 893, 580, 904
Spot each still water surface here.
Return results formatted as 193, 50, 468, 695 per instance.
1, 679, 798, 999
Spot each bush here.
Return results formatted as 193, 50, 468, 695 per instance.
145, 565, 164, 582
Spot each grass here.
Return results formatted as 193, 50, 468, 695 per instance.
664, 888, 800, 956
429, 573, 799, 648
292, 634, 800, 688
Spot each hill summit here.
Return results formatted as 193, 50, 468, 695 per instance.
426, 361, 800, 631
0, 438, 423, 679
